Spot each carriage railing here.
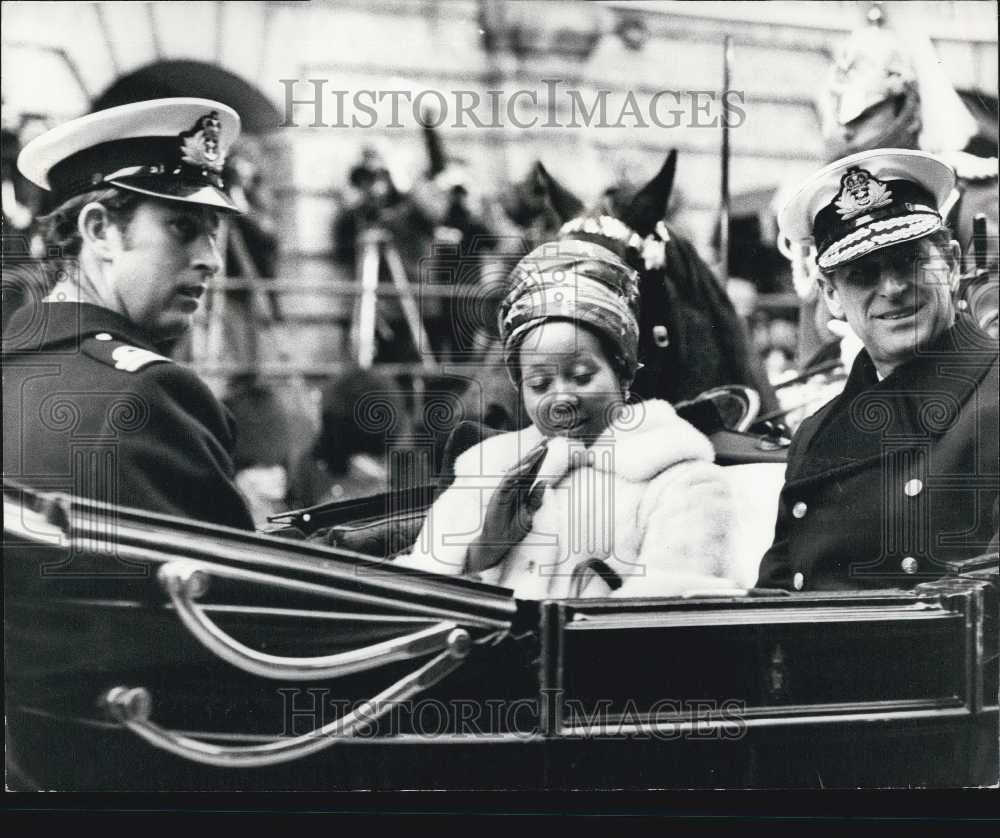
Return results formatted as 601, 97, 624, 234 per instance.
4, 481, 516, 767
3, 481, 517, 630
6, 481, 997, 781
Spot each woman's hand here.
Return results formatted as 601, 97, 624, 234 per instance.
465, 441, 548, 574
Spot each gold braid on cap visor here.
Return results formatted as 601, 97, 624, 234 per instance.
817, 213, 942, 270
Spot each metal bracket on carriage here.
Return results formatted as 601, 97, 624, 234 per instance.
755, 421, 793, 451
674, 385, 761, 434
101, 627, 472, 768
99, 561, 483, 767
157, 558, 475, 680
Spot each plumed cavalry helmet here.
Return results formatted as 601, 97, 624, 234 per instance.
17, 98, 243, 213
778, 148, 956, 272
823, 21, 916, 129
817, 7, 980, 160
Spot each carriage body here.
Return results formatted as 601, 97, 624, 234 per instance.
4, 481, 997, 790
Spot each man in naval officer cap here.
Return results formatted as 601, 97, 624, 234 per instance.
3, 98, 256, 531
757, 149, 998, 592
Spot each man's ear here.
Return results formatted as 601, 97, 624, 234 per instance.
77, 202, 116, 260
818, 274, 845, 320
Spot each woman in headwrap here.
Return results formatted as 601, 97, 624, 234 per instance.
395, 240, 739, 598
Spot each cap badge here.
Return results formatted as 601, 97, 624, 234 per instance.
179, 111, 226, 172
834, 166, 892, 220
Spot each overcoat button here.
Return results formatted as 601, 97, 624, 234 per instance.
95, 333, 112, 341
793, 572, 804, 590
904, 479, 923, 497
901, 557, 918, 574
792, 501, 808, 519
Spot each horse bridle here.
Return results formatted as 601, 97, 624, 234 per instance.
558, 215, 672, 347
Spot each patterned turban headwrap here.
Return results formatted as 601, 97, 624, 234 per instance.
499, 239, 641, 384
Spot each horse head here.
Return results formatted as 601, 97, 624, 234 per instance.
537, 151, 777, 411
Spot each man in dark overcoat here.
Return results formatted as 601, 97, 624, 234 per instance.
758, 149, 998, 591
3, 99, 254, 531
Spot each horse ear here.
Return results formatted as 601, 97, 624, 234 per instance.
535, 162, 585, 223
621, 149, 677, 236
527, 161, 547, 195
421, 111, 447, 179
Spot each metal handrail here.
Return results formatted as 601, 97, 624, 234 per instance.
160, 560, 461, 681
4, 485, 519, 632
103, 626, 471, 768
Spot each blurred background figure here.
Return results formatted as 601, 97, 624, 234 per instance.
334, 122, 507, 365
2, 106, 48, 236
290, 367, 412, 508
331, 145, 410, 364
332, 145, 403, 268
224, 376, 296, 527
2, 125, 33, 233
750, 311, 799, 385
2, 107, 49, 330
218, 139, 282, 367
226, 142, 281, 310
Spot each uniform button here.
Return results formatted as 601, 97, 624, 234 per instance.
904, 479, 923, 497
792, 572, 804, 590
95, 333, 112, 341
792, 501, 808, 519
526, 560, 536, 572
901, 557, 918, 575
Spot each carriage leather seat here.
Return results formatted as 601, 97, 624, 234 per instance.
324, 505, 430, 559
322, 421, 502, 559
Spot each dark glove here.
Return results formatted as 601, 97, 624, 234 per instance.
465, 441, 548, 574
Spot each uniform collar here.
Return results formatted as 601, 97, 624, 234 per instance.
3, 302, 160, 354
792, 316, 996, 483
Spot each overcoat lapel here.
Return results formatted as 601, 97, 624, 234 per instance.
786, 318, 996, 487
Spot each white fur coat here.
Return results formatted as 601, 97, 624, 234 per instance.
396, 400, 739, 599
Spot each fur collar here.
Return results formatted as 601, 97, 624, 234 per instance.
454, 399, 714, 486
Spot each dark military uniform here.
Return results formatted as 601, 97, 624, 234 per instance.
757, 317, 998, 591
3, 301, 254, 530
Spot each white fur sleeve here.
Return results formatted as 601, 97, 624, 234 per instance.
392, 474, 487, 576
618, 459, 738, 597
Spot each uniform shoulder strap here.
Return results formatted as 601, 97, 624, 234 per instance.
81, 332, 173, 373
